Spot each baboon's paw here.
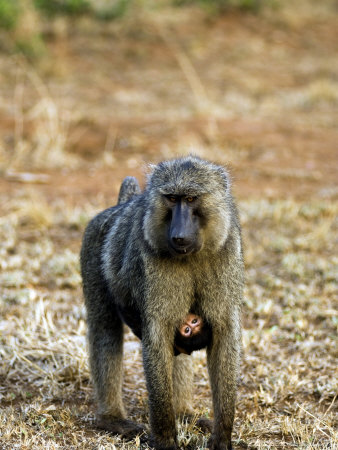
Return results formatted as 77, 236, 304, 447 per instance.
208, 434, 233, 450
97, 416, 147, 441
149, 438, 178, 450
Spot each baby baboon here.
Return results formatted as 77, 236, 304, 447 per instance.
80, 156, 244, 450
174, 313, 211, 355
179, 314, 202, 339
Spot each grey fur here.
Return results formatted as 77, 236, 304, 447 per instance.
80, 156, 244, 450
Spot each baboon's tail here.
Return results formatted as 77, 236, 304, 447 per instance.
118, 176, 141, 205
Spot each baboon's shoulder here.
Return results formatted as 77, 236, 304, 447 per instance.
84, 195, 146, 245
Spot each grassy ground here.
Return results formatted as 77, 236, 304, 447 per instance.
0, 2, 337, 448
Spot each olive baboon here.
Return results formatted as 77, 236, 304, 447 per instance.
80, 156, 244, 450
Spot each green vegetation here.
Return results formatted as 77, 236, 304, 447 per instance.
0, 0, 269, 58
174, 0, 264, 12
93, 0, 131, 21
0, 0, 20, 30
0, 0, 274, 33
33, 0, 91, 16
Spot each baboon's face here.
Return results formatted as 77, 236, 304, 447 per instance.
180, 313, 202, 337
143, 157, 232, 255
163, 194, 203, 256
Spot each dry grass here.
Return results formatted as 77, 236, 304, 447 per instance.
0, 1, 337, 448
0, 192, 336, 449
0, 56, 78, 174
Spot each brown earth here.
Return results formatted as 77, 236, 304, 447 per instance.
0, 6, 337, 204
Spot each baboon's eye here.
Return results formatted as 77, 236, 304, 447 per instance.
192, 318, 197, 324
186, 196, 196, 203
166, 195, 177, 203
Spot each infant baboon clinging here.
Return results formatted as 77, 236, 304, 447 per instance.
80, 156, 244, 450
181, 314, 202, 337
174, 313, 211, 355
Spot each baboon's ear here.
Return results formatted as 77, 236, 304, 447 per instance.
143, 163, 156, 184
145, 163, 157, 183
217, 166, 230, 192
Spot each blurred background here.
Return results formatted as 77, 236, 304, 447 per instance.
0, 1, 337, 448
0, 0, 337, 200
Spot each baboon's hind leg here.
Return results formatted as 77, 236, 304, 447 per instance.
86, 287, 146, 440
172, 354, 194, 416
172, 355, 213, 433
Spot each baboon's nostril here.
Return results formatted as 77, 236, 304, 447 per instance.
172, 237, 189, 246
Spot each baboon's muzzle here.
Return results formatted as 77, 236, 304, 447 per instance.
168, 201, 198, 255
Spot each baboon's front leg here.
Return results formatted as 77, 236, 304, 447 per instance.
207, 322, 241, 450
87, 300, 146, 440
142, 330, 178, 450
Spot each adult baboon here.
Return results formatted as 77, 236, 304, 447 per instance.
80, 156, 244, 450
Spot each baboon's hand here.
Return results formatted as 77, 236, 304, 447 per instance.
97, 416, 147, 442
208, 435, 233, 450
149, 432, 178, 450
150, 444, 178, 450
